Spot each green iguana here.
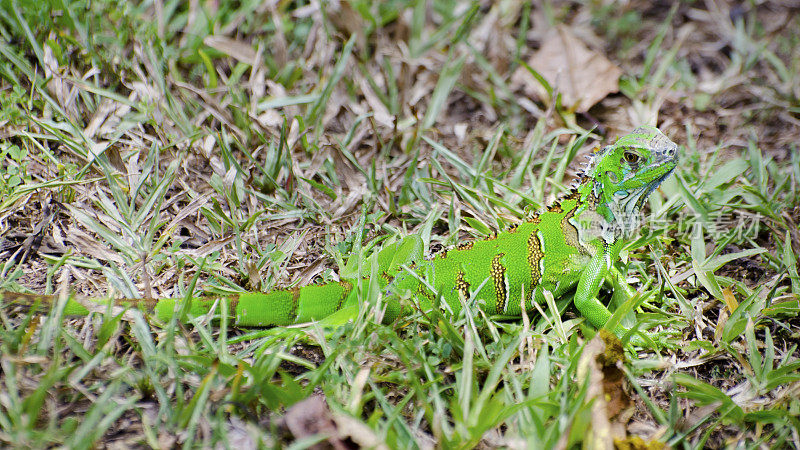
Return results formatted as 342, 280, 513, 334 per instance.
1, 126, 678, 338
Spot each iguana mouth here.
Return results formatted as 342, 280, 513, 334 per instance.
656, 166, 676, 185
629, 165, 676, 217
649, 165, 676, 191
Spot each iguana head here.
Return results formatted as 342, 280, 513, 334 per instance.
587, 126, 679, 237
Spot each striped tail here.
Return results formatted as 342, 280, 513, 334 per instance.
1, 282, 359, 327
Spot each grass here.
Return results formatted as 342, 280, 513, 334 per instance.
1, 0, 799, 448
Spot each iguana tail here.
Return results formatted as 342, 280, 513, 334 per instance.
0, 283, 362, 327
1, 235, 424, 327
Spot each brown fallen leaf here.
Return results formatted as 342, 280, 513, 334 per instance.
203, 35, 258, 65
327, 0, 367, 52
512, 25, 622, 113
282, 395, 353, 450
576, 330, 633, 449
42, 32, 81, 122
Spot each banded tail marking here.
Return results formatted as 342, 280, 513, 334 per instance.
288, 288, 301, 321
336, 281, 353, 311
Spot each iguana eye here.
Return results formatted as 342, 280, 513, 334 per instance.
623, 151, 640, 165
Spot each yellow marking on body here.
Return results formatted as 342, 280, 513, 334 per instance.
417, 284, 435, 301
537, 230, 547, 280
527, 232, 544, 285
491, 253, 507, 313
455, 271, 470, 300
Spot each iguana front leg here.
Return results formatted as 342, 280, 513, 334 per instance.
607, 265, 675, 347
573, 250, 615, 330
607, 266, 637, 306
576, 258, 661, 346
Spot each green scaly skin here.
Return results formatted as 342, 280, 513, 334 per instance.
0, 126, 678, 336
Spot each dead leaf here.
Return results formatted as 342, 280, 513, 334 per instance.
282, 395, 352, 450
332, 413, 389, 450
357, 76, 394, 128
512, 25, 622, 113
721, 287, 739, 313
203, 36, 258, 65
576, 330, 633, 449
326, 0, 367, 52
43, 33, 80, 121
84, 99, 118, 139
